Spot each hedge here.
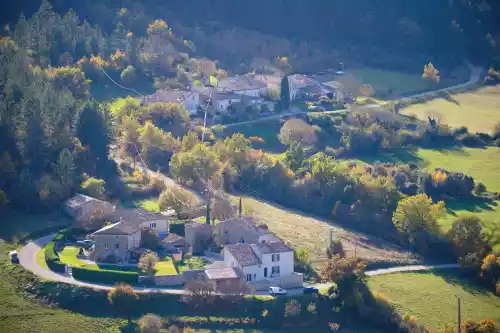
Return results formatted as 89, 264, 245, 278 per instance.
169, 221, 185, 236
44, 242, 66, 273
72, 266, 139, 285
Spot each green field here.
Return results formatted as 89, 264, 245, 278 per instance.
351, 67, 465, 98
367, 271, 500, 330
402, 85, 500, 134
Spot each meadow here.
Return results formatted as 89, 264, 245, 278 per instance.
367, 271, 500, 330
402, 84, 500, 134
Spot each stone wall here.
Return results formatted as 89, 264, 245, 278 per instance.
139, 274, 184, 286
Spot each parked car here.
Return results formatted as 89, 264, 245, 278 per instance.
76, 240, 95, 249
303, 287, 319, 294
269, 287, 287, 296
9, 250, 19, 264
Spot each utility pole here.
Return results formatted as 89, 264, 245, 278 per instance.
457, 296, 461, 333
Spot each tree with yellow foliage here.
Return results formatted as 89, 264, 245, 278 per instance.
422, 62, 440, 83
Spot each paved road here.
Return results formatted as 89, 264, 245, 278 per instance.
213, 65, 483, 128
19, 235, 459, 295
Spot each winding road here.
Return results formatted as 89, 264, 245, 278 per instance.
18, 234, 459, 295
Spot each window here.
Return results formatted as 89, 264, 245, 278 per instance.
150, 223, 157, 229
272, 254, 280, 262
115, 243, 119, 249
104, 244, 108, 250
246, 274, 252, 282
271, 266, 280, 277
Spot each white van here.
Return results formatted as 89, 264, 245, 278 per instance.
269, 287, 287, 296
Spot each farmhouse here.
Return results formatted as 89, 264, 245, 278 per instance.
223, 240, 295, 284
140, 89, 200, 115
63, 193, 115, 229
217, 76, 268, 97
215, 216, 274, 245
91, 221, 141, 263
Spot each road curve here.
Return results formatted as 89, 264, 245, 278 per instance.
19, 235, 459, 295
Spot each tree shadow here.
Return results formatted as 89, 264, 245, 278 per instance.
427, 269, 492, 296
445, 196, 497, 214
353, 147, 424, 165
439, 91, 460, 106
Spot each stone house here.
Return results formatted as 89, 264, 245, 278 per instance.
217, 76, 268, 97
140, 89, 200, 115
63, 193, 115, 229
91, 222, 141, 263
215, 217, 274, 245
184, 222, 213, 254
161, 233, 185, 253
204, 267, 243, 291
108, 208, 175, 235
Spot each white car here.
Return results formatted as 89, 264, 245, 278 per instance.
269, 287, 287, 296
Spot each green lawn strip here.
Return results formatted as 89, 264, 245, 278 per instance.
58, 246, 89, 266
120, 197, 160, 213
35, 247, 49, 270
153, 258, 177, 275
367, 271, 500, 330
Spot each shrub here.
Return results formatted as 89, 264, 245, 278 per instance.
72, 266, 139, 284
138, 313, 163, 333
80, 177, 106, 200
475, 182, 487, 194
139, 252, 159, 274
459, 133, 485, 147
169, 221, 185, 236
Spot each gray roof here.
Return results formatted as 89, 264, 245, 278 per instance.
142, 89, 194, 105
162, 233, 184, 244
205, 267, 239, 280
215, 92, 242, 100
225, 243, 261, 266
92, 222, 140, 236
110, 208, 165, 223
257, 240, 292, 254
217, 76, 267, 92
65, 193, 111, 210
299, 84, 332, 95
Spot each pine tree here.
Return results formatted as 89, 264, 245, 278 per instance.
54, 148, 76, 196
280, 76, 290, 110
206, 195, 211, 225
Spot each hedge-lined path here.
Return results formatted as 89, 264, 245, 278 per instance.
20, 234, 459, 295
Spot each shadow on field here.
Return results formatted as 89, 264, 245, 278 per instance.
427, 269, 492, 296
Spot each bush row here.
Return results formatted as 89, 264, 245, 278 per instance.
52, 227, 84, 243
72, 266, 139, 285
44, 242, 66, 273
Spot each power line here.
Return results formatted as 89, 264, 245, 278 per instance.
97, 65, 145, 98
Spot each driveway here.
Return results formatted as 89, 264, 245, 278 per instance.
19, 235, 459, 295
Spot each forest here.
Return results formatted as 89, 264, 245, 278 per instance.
2, 0, 500, 73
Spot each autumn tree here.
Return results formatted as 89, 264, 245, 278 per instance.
393, 194, 445, 252
422, 62, 441, 83
80, 177, 106, 200
120, 65, 136, 84
218, 279, 254, 303
279, 119, 317, 146
138, 314, 163, 333
159, 186, 196, 218
139, 252, 158, 274
284, 141, 305, 171
211, 197, 236, 223
182, 280, 215, 308
107, 284, 138, 325
320, 255, 365, 283
284, 299, 301, 318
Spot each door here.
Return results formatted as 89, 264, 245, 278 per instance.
264, 267, 268, 278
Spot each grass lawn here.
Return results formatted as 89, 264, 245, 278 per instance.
350, 67, 463, 98
402, 85, 500, 134
367, 271, 500, 330
154, 258, 177, 275
58, 246, 89, 266
217, 120, 286, 153
120, 196, 161, 213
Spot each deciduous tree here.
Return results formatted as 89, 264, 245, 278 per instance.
138, 314, 163, 333
107, 283, 138, 325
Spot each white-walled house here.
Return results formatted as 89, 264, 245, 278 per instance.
223, 240, 294, 284
141, 89, 200, 115
213, 92, 242, 112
